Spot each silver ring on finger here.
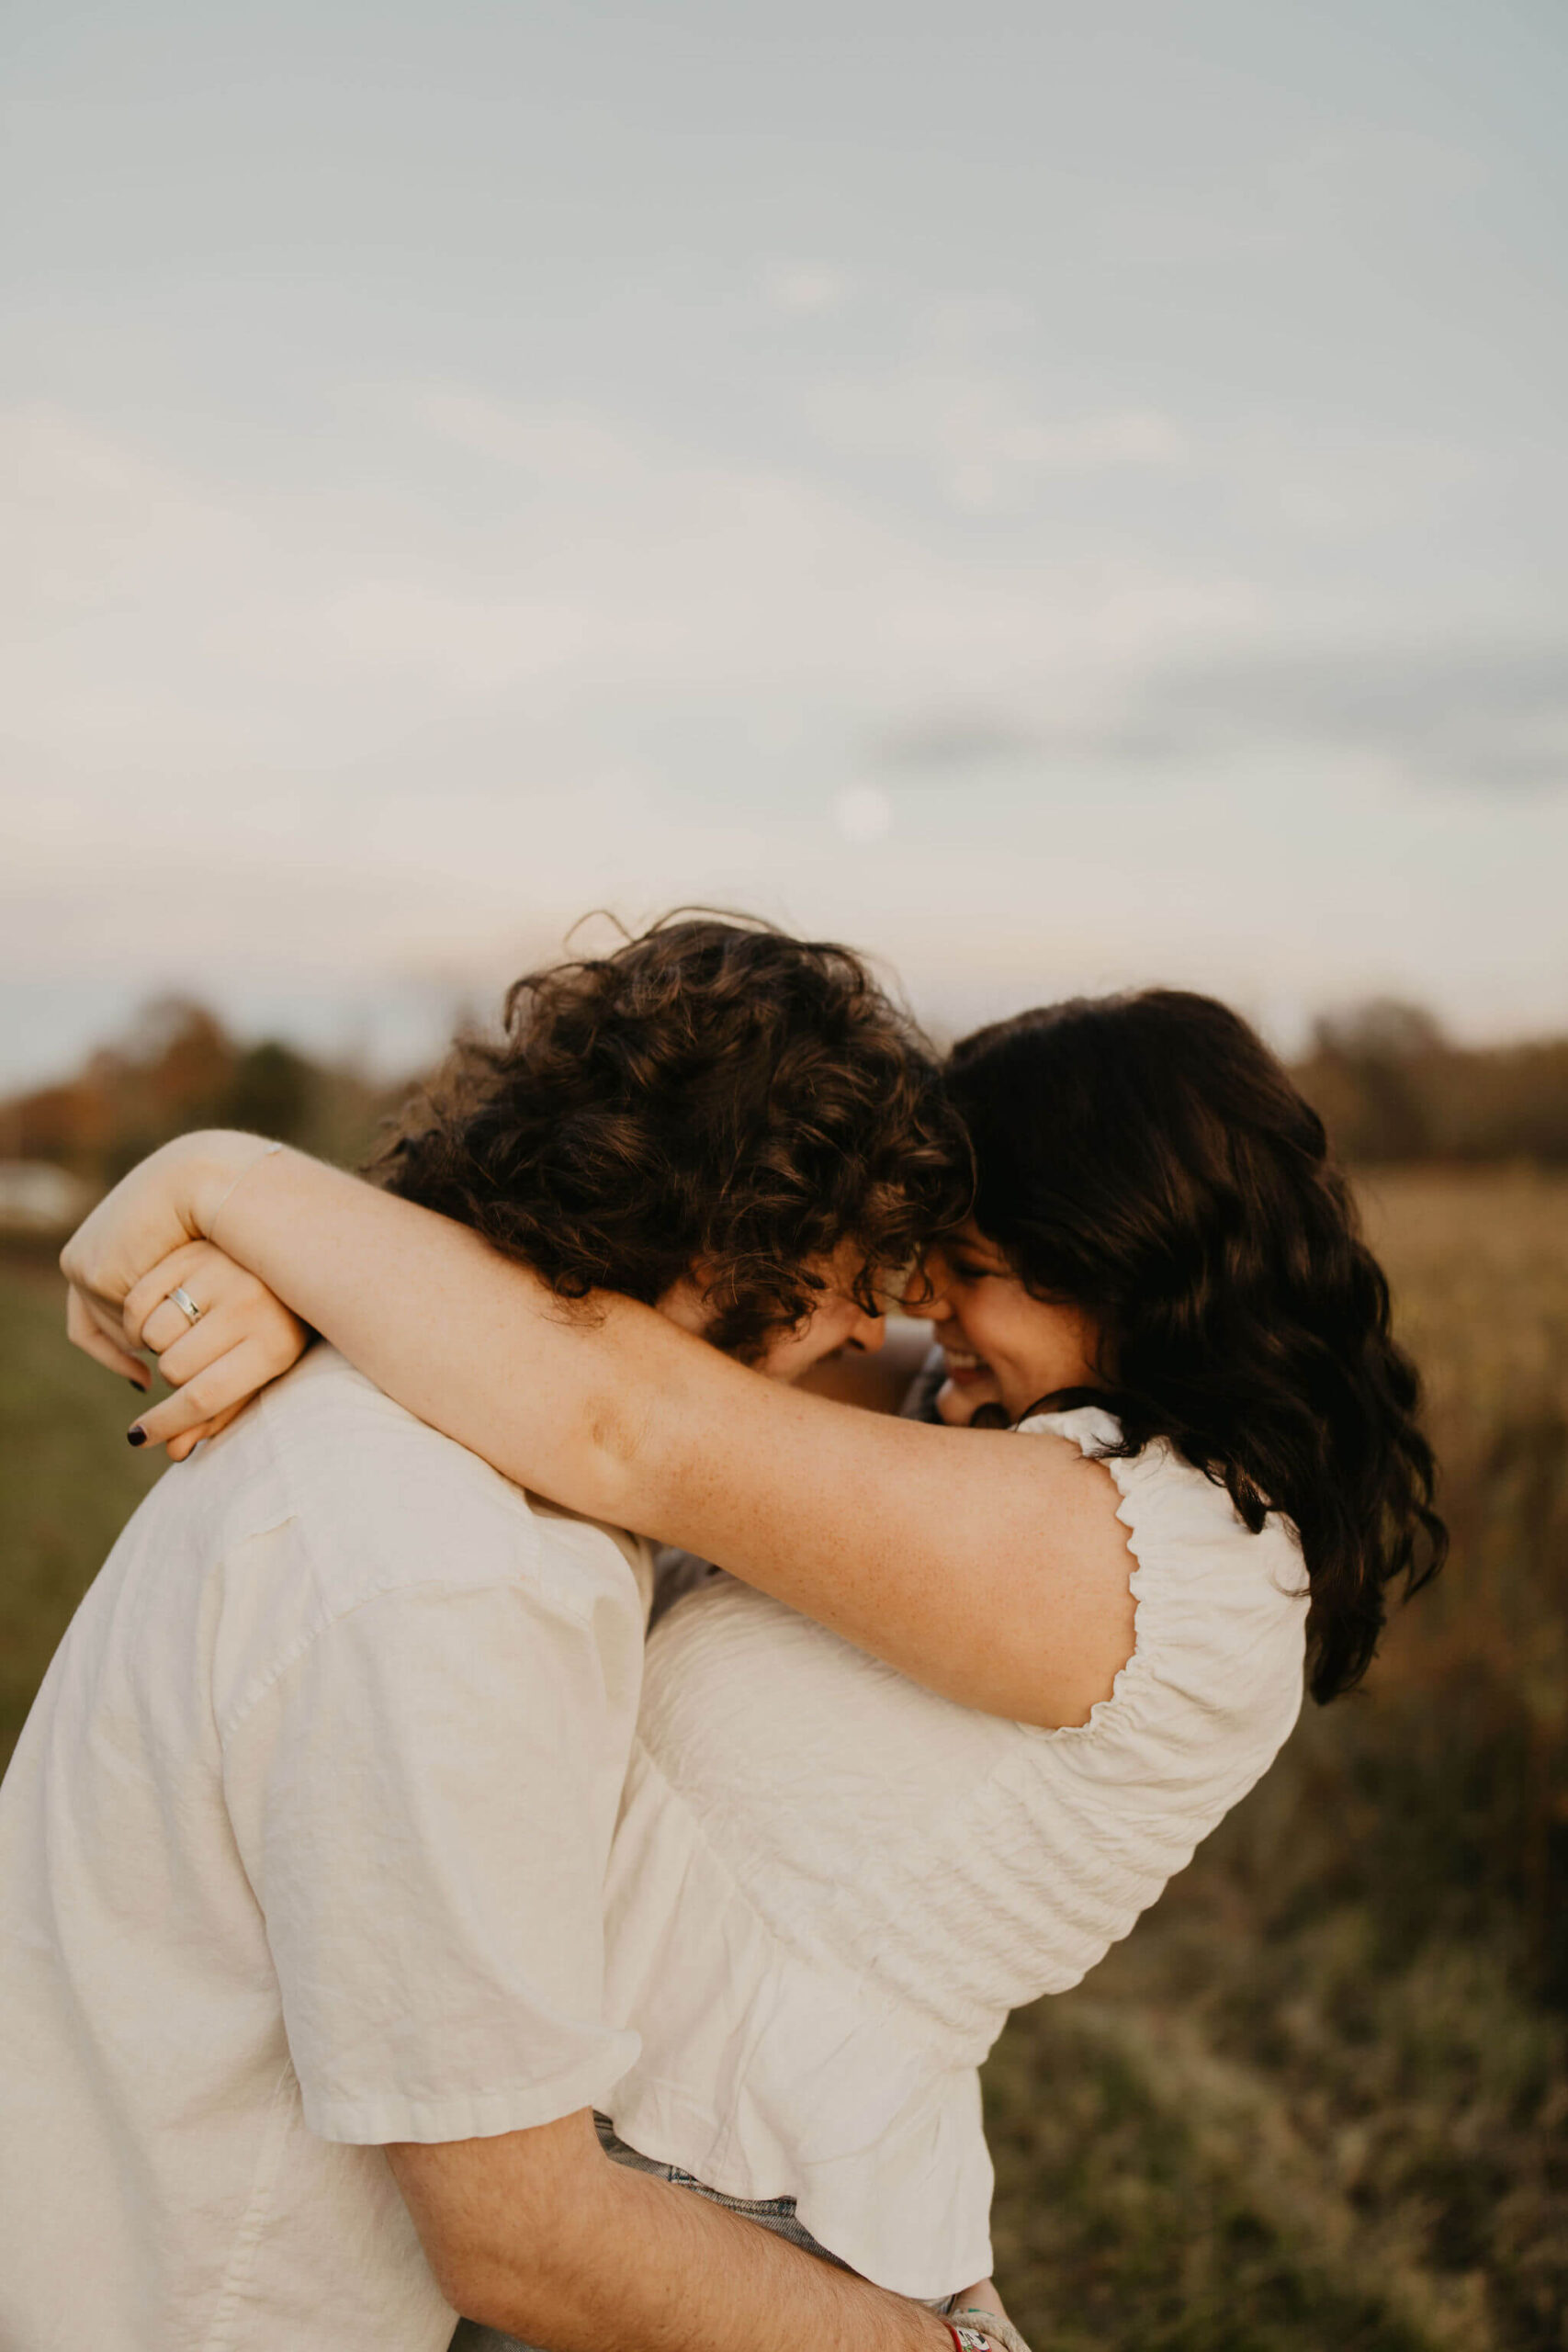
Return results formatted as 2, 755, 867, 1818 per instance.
167, 1285, 203, 1329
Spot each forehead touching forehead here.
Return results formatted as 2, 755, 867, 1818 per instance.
806, 1236, 884, 1295
378, 909, 969, 1361
902, 1218, 1010, 1307
948, 1220, 1012, 1271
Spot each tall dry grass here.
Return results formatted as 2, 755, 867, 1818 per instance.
987, 1170, 1568, 2352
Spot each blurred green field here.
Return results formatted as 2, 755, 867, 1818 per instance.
3, 1172, 1566, 2349
1, 1245, 166, 1761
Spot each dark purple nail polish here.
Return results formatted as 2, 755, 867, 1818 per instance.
130, 1378, 146, 1392
127, 1427, 147, 1448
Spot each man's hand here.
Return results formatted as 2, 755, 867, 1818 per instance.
946, 2290, 1032, 2352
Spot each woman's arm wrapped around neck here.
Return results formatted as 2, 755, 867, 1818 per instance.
64, 1133, 1136, 1728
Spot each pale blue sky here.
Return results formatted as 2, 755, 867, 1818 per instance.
6, 0, 1566, 1086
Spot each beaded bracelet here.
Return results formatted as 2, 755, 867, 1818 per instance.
945, 2312, 1032, 2352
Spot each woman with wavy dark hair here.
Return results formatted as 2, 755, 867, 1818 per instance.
58, 977, 1443, 2319
933, 991, 1444, 1703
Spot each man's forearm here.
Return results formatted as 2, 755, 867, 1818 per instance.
393, 2125, 952, 2352
503, 2160, 951, 2350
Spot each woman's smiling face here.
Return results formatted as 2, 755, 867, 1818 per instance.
919, 1223, 1100, 1424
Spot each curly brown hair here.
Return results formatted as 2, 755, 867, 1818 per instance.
369, 914, 970, 1357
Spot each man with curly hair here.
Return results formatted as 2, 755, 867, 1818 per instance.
3, 919, 971, 2352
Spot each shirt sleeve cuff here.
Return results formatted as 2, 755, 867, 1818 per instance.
300, 2030, 641, 2146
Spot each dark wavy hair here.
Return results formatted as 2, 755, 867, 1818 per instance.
944, 990, 1447, 1703
369, 914, 969, 1358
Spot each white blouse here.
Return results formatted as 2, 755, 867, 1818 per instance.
600, 1407, 1309, 2299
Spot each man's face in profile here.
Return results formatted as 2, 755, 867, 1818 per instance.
659, 1238, 888, 1385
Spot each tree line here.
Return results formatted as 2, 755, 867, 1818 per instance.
1294, 1000, 1568, 1164
0, 999, 396, 1185
2, 993, 1565, 1192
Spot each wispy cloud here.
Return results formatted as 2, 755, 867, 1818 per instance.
804, 370, 1190, 511
869, 639, 1568, 796
763, 262, 854, 317
1129, 639, 1568, 796
0, 391, 1252, 781
872, 710, 1044, 772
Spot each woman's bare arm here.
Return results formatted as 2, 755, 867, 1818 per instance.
68, 1136, 1135, 1726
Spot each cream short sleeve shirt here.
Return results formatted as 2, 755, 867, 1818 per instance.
0, 1347, 651, 2352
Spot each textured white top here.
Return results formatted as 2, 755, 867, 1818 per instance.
0, 1349, 652, 2352
601, 1406, 1309, 2298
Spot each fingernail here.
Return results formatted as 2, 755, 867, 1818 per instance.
129, 1378, 147, 1392
127, 1427, 147, 1448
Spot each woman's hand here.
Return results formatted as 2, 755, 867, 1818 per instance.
60, 1132, 303, 1459
60, 1130, 280, 1313
68, 1238, 310, 1461
131, 1241, 310, 1457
